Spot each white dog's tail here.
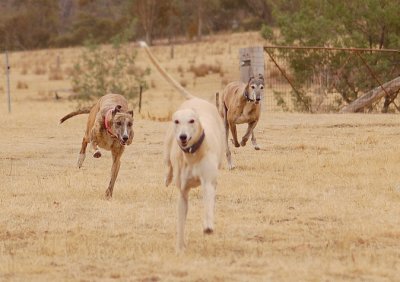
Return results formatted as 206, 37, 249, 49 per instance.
139, 41, 193, 100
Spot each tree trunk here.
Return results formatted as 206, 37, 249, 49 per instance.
340, 76, 400, 113
197, 0, 202, 41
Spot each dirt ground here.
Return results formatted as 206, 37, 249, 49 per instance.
1, 33, 400, 281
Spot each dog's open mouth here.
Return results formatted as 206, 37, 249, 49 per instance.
120, 140, 127, 146
180, 137, 191, 148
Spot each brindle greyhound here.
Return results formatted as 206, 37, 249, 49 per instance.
217, 74, 264, 169
60, 93, 134, 198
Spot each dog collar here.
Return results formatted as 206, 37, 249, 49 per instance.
180, 131, 205, 154
104, 109, 117, 138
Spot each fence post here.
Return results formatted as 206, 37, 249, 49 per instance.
5, 51, 11, 113
138, 85, 143, 114
239, 46, 265, 83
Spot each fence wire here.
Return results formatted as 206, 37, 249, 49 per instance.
264, 46, 400, 113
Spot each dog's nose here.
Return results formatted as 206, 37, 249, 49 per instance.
122, 135, 129, 142
256, 97, 261, 101
179, 134, 187, 141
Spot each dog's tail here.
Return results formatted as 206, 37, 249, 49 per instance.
139, 41, 193, 100
59, 106, 92, 124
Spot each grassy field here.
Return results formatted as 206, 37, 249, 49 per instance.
1, 32, 400, 281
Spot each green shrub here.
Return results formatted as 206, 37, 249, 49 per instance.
70, 40, 149, 100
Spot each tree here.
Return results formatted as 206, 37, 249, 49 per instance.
264, 0, 400, 112
0, 0, 60, 50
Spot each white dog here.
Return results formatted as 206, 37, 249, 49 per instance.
164, 97, 225, 251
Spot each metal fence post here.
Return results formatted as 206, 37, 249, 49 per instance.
239, 46, 265, 83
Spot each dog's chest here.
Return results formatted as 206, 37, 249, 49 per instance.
97, 131, 117, 150
235, 103, 259, 124
176, 161, 201, 189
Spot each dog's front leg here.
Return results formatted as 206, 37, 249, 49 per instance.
105, 148, 123, 199
240, 120, 258, 147
251, 129, 260, 150
228, 120, 240, 148
77, 137, 88, 168
201, 179, 216, 234
177, 186, 189, 252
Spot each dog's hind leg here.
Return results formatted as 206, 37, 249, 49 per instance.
77, 137, 88, 168
240, 121, 258, 147
163, 129, 174, 187
251, 130, 260, 150
177, 186, 189, 252
90, 126, 102, 158
223, 109, 234, 170
105, 148, 123, 199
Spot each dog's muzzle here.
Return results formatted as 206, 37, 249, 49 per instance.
179, 134, 189, 147
119, 135, 129, 145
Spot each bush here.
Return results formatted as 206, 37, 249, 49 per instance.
70, 41, 149, 100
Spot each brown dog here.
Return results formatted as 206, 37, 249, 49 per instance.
217, 74, 264, 169
60, 93, 134, 198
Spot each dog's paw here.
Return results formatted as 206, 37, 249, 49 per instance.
105, 188, 113, 199
231, 139, 240, 147
203, 228, 214, 235
77, 154, 86, 168
254, 145, 260, 150
93, 150, 102, 158
164, 175, 172, 187
240, 139, 247, 147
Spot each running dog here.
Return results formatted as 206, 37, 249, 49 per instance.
164, 97, 225, 251
60, 93, 134, 198
140, 41, 225, 251
217, 74, 264, 169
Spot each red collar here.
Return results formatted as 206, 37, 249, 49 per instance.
104, 109, 117, 137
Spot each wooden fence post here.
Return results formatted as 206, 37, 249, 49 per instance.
239, 46, 265, 83
138, 85, 143, 114
5, 51, 11, 113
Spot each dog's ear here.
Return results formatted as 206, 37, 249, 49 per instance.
247, 76, 254, 85
127, 110, 133, 117
112, 105, 122, 117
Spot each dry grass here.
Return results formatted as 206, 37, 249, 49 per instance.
1, 32, 400, 281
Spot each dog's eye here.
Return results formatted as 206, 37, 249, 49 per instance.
116, 121, 122, 126
189, 119, 195, 124
251, 85, 255, 89
260, 85, 264, 89
128, 122, 133, 127
174, 120, 179, 124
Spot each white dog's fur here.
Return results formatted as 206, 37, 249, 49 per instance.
164, 97, 225, 251
140, 41, 225, 251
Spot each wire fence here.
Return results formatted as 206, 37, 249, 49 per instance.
263, 46, 400, 113
2, 43, 399, 115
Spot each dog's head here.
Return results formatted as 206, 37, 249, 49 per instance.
246, 73, 264, 104
172, 108, 203, 150
109, 105, 134, 146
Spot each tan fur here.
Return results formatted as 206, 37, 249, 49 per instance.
60, 94, 134, 198
164, 97, 225, 251
218, 75, 264, 169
